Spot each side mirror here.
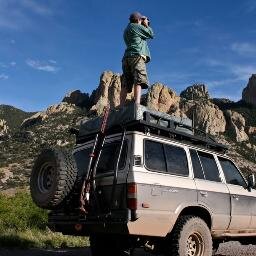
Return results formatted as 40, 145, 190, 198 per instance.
248, 174, 256, 190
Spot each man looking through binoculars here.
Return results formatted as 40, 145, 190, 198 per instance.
120, 12, 154, 106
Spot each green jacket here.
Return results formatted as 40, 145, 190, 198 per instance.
123, 23, 154, 63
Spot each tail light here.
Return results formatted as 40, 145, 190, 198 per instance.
127, 183, 137, 210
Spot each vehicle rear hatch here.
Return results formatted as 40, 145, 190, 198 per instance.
73, 133, 132, 221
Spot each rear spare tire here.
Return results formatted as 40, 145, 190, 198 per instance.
30, 148, 77, 209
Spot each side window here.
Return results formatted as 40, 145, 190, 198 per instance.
198, 152, 221, 182
97, 141, 127, 173
219, 157, 246, 187
190, 149, 205, 179
164, 144, 188, 176
145, 140, 166, 172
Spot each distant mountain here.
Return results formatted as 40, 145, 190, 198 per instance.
0, 105, 34, 132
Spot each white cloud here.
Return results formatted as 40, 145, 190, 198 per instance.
26, 59, 59, 73
21, 0, 52, 16
48, 59, 57, 64
0, 0, 53, 30
204, 58, 256, 81
10, 61, 16, 67
231, 42, 256, 55
0, 61, 17, 68
231, 65, 256, 81
0, 73, 8, 80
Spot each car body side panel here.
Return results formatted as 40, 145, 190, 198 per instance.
127, 168, 197, 236
194, 179, 230, 231
226, 184, 253, 230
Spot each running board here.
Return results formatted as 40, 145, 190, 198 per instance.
213, 231, 256, 238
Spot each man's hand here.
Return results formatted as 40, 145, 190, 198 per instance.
142, 17, 150, 27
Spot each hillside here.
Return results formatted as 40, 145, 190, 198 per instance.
0, 105, 34, 132
0, 71, 256, 192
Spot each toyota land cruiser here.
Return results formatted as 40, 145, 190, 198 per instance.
30, 103, 256, 256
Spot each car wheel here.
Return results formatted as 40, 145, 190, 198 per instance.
30, 148, 77, 209
166, 215, 212, 256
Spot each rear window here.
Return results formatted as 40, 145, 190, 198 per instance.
97, 140, 127, 174
164, 144, 189, 176
144, 140, 166, 172
73, 140, 127, 175
144, 140, 188, 176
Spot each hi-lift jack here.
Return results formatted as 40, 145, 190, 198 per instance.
79, 104, 111, 213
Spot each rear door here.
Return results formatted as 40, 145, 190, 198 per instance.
190, 149, 230, 231
93, 134, 131, 214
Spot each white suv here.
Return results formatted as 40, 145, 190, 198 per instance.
30, 103, 256, 256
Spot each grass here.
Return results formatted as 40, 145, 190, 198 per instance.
0, 191, 89, 249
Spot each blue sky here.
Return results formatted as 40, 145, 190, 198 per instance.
0, 0, 256, 112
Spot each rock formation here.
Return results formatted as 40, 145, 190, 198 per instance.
180, 84, 209, 100
225, 110, 249, 142
147, 83, 181, 116
181, 100, 226, 135
21, 102, 77, 129
242, 74, 256, 106
0, 119, 9, 139
89, 71, 134, 115
62, 90, 90, 108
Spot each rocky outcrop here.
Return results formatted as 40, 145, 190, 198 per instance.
0, 119, 9, 139
181, 100, 226, 135
242, 74, 256, 106
180, 84, 209, 100
225, 110, 249, 142
247, 126, 256, 136
62, 90, 90, 108
147, 83, 181, 116
21, 102, 77, 129
90, 71, 121, 115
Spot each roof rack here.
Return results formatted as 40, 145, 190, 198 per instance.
76, 103, 228, 153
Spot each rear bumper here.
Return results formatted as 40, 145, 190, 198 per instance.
48, 211, 130, 236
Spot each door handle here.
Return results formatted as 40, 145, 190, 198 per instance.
232, 195, 239, 200
200, 191, 208, 197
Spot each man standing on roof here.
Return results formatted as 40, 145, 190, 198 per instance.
120, 12, 154, 106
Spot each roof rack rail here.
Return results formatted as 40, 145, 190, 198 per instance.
77, 103, 228, 153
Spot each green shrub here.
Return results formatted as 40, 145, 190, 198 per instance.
0, 192, 47, 231
0, 191, 89, 248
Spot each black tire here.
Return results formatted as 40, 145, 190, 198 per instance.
166, 215, 212, 256
30, 148, 77, 209
90, 234, 131, 256
212, 239, 221, 255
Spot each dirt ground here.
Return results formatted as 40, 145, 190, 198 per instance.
1, 242, 256, 256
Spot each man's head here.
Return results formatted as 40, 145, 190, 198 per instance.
129, 12, 142, 23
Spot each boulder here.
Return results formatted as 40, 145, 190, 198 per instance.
180, 84, 210, 100
225, 110, 249, 142
147, 83, 181, 115
0, 119, 9, 139
242, 74, 256, 106
62, 90, 90, 108
247, 126, 256, 136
